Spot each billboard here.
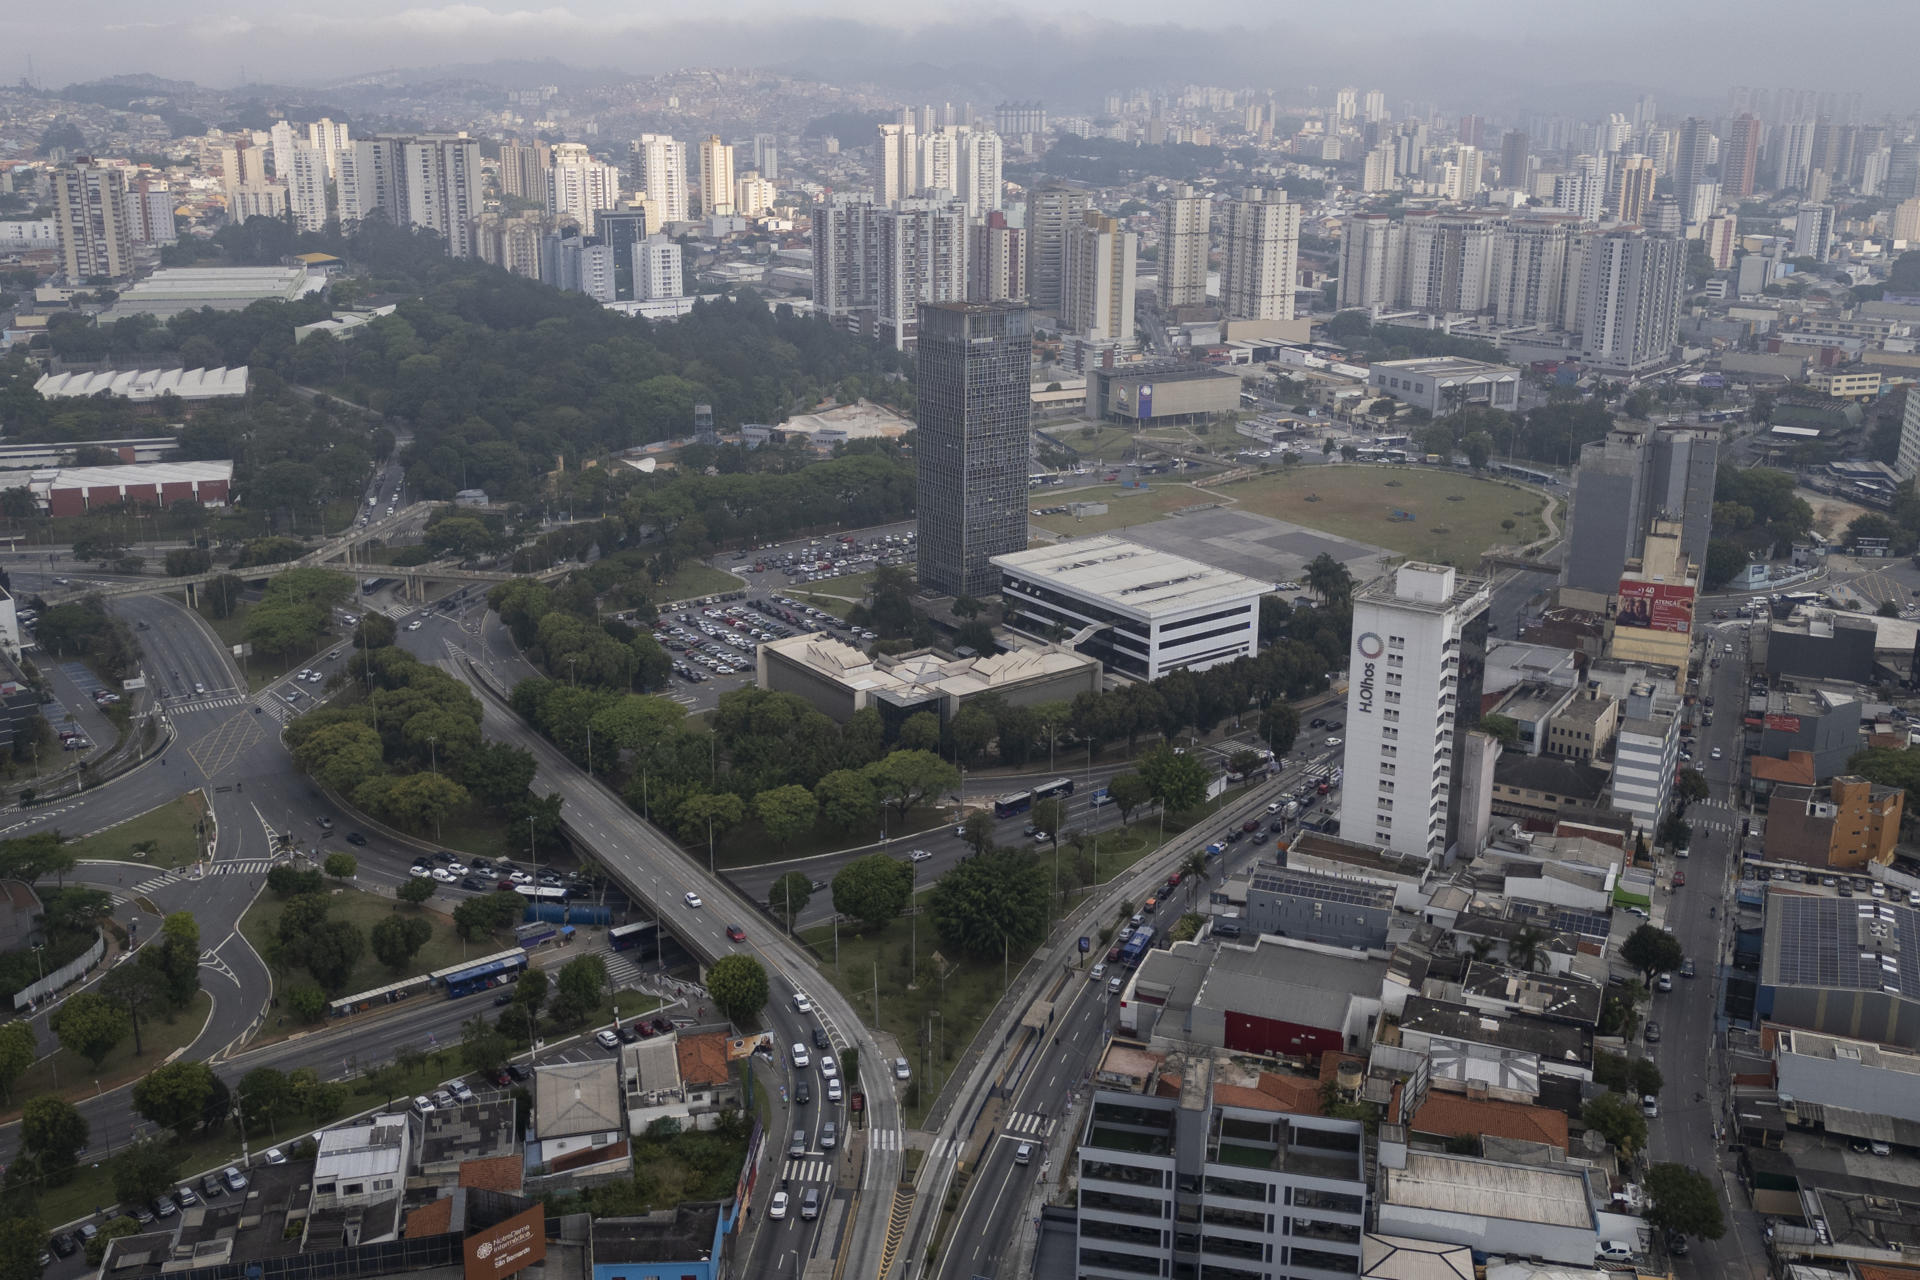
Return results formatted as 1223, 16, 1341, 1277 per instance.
463, 1206, 546, 1280
1616, 580, 1694, 634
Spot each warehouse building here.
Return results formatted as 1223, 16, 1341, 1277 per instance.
1084, 361, 1241, 425
1759, 893, 1920, 1050
755, 632, 1100, 727
0, 460, 234, 515
99, 265, 327, 319
34, 366, 249, 401
994, 536, 1266, 680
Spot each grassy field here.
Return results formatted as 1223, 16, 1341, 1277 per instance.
795, 568, 876, 602
1028, 482, 1228, 538
801, 904, 1007, 1127
1052, 424, 1139, 462
434, 801, 527, 863
203, 603, 343, 692
655, 563, 745, 604
65, 792, 209, 870
239, 889, 473, 1003
5, 990, 212, 1121
1216, 465, 1552, 564
1030, 465, 1553, 566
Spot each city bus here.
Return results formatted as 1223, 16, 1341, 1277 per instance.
992, 776, 1076, 819
430, 948, 530, 999
609, 921, 653, 952
1120, 925, 1156, 968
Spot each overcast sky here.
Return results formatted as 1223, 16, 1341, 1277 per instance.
17, 0, 1919, 115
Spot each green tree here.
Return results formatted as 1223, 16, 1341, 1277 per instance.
461, 1014, 510, 1075
302, 919, 366, 993
1674, 768, 1710, 809
551, 954, 608, 1026
370, 914, 434, 970
1705, 538, 1752, 591
323, 852, 358, 880
50, 989, 130, 1067
754, 784, 818, 849
896, 712, 941, 753
1478, 715, 1520, 747
1138, 744, 1210, 814
19, 1096, 88, 1183
832, 853, 915, 930
514, 967, 550, 1022
0, 1020, 34, 1103
1581, 1090, 1649, 1155
960, 810, 996, 853
131, 1059, 217, 1140
1105, 771, 1153, 824
1258, 703, 1299, 757
1645, 1162, 1726, 1240
267, 865, 327, 898
675, 790, 746, 854
286, 984, 328, 1022
706, 953, 770, 1026
814, 768, 878, 833
110, 1139, 182, 1207
0, 1215, 48, 1280
929, 848, 1049, 960
237, 1067, 295, 1134
768, 872, 812, 929
397, 874, 437, 905
863, 749, 960, 820
1031, 796, 1068, 845
1621, 923, 1684, 980
1631, 1057, 1664, 1098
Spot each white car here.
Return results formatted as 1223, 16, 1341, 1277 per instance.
409, 865, 432, 879
1325, 736, 1343, 748
792, 991, 814, 1014
893, 1057, 911, 1081
509, 870, 534, 884
791, 1042, 810, 1068
768, 1191, 788, 1220
595, 1029, 620, 1050
445, 861, 468, 875
684, 891, 703, 909
819, 1055, 838, 1079
264, 1147, 287, 1165
432, 868, 455, 883
909, 849, 933, 863
826, 1076, 843, 1103
407, 620, 422, 631
1711, 747, 1723, 760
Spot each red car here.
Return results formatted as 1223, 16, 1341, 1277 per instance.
1672, 871, 1686, 887
726, 924, 747, 942
632, 1019, 654, 1039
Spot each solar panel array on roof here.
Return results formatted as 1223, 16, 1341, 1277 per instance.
1770, 895, 1917, 996
1251, 868, 1392, 910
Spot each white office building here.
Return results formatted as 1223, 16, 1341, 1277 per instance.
994, 536, 1265, 680
1610, 693, 1682, 836
306, 118, 351, 179
957, 128, 1004, 218
547, 143, 621, 226
1344, 563, 1493, 867
626, 134, 689, 225
635, 233, 684, 301
287, 144, 330, 232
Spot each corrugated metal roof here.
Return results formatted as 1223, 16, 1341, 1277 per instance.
34, 367, 249, 401
993, 536, 1270, 620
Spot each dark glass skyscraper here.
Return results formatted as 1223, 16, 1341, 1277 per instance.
915, 301, 1032, 598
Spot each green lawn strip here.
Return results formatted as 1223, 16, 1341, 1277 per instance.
202, 603, 344, 693
4, 990, 212, 1122
63, 793, 210, 870
239, 889, 473, 1008
654, 562, 746, 603
710, 805, 951, 872
799, 896, 1014, 1129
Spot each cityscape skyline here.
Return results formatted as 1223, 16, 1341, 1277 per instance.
9, 3, 1920, 111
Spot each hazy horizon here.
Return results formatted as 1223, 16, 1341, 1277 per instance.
13, 1, 1920, 117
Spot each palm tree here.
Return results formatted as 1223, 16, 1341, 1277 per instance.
1304, 552, 1354, 612
1509, 926, 1549, 973
1466, 936, 1496, 965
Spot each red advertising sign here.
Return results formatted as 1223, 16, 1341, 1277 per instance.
1764, 713, 1802, 733
1616, 580, 1694, 634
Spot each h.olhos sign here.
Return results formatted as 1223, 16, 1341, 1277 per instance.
1354, 632, 1384, 715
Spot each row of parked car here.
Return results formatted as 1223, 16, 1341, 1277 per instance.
47, 1166, 254, 1261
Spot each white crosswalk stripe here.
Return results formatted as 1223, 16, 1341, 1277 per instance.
166, 693, 248, 712
132, 873, 176, 895
1003, 1111, 1053, 1137
781, 1158, 832, 1182
869, 1128, 900, 1151
605, 951, 644, 988
380, 603, 416, 620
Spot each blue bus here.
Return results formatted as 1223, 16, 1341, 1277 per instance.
993, 777, 1076, 819
432, 948, 530, 999
1120, 926, 1155, 968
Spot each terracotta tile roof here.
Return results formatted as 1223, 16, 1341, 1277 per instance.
1409, 1093, 1569, 1151
1866, 732, 1909, 750
675, 1032, 733, 1087
1212, 1071, 1323, 1117
551, 1138, 629, 1173
458, 1154, 523, 1193
1751, 751, 1817, 786
1856, 1267, 1920, 1280
404, 1198, 452, 1239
